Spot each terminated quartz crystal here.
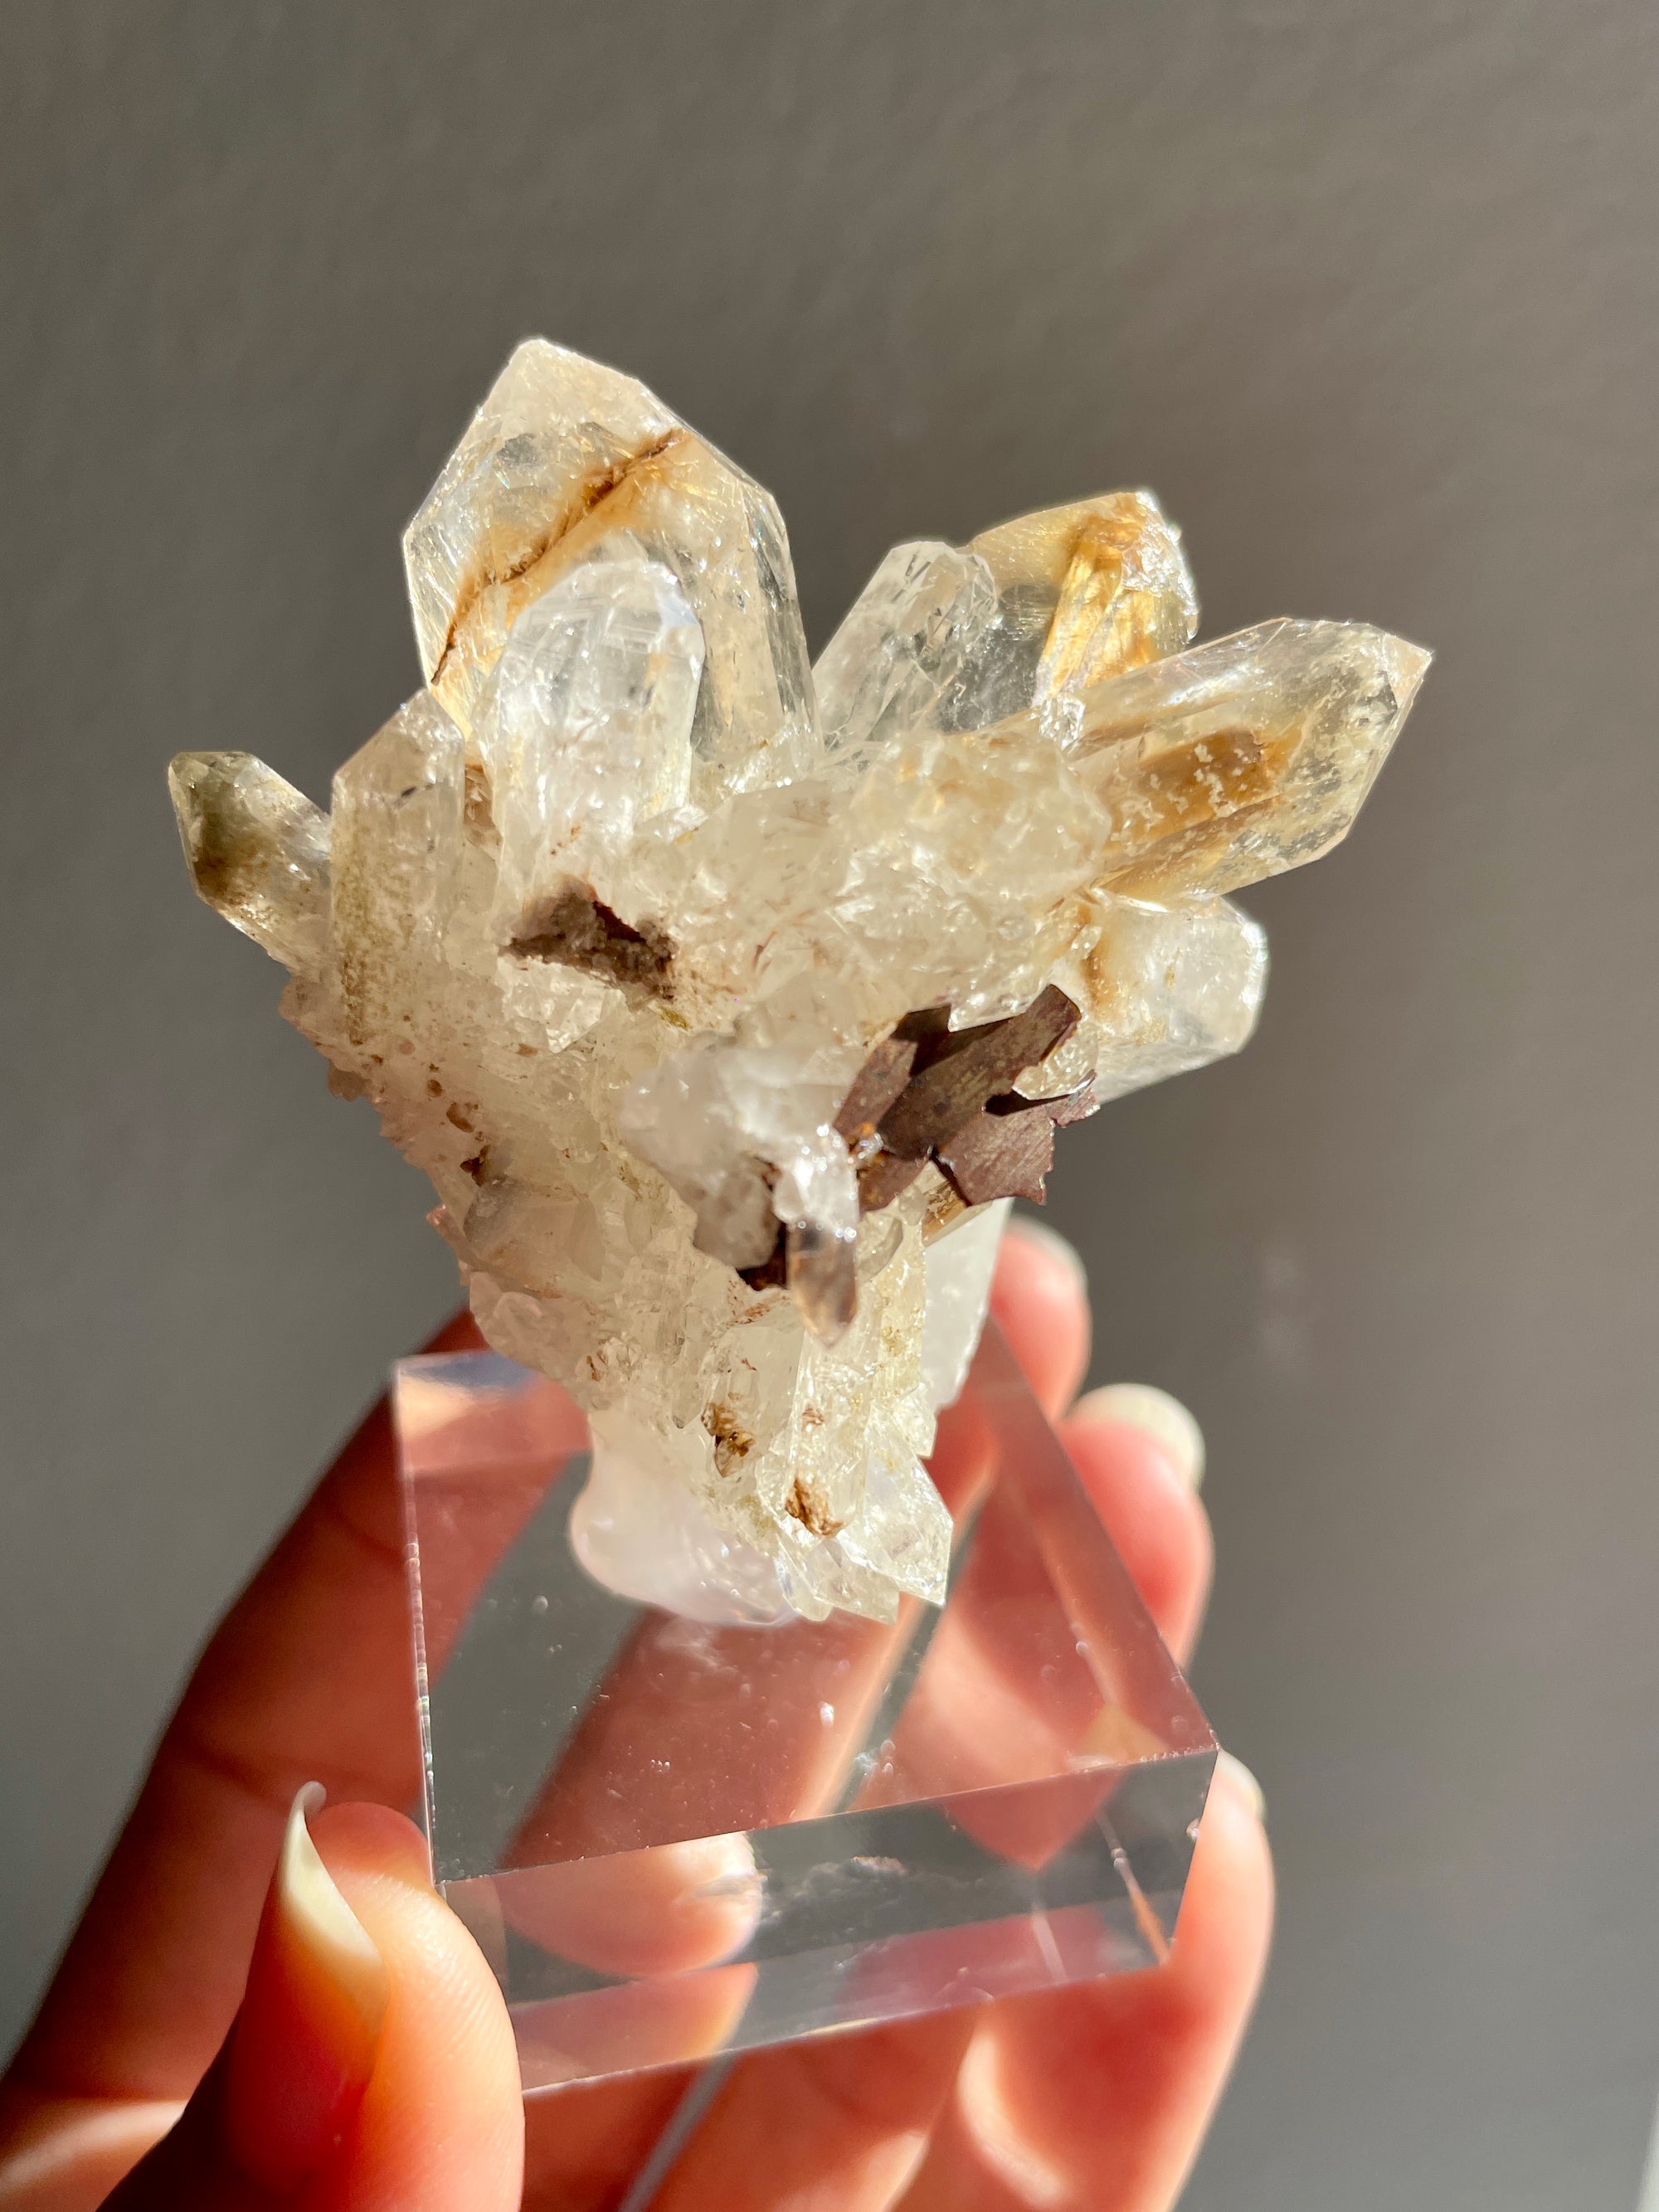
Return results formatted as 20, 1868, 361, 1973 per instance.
171, 339, 1428, 1626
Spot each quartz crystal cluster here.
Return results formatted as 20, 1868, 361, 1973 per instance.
170, 341, 1428, 1627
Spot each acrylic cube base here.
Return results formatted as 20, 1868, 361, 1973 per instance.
396, 1324, 1216, 2093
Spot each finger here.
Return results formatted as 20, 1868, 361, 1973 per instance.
6, 1310, 485, 2110
97, 1794, 520, 2212
897, 1758, 1273, 2212
304, 1802, 521, 2212
990, 1221, 1091, 1419
517, 1965, 756, 2093
521, 2072, 693, 2211
498, 1832, 764, 1981
0, 2098, 186, 2211
652, 2014, 977, 2212
1058, 1386, 1213, 1665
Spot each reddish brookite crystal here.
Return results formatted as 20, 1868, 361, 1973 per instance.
171, 339, 1428, 1627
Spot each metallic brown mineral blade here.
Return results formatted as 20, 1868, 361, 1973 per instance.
834, 1035, 918, 1145
877, 985, 1079, 1159
937, 1102, 1057, 1206
855, 1148, 928, 1212
1038, 1074, 1101, 1127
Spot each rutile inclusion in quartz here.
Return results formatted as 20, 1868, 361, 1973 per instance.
171, 340, 1428, 1629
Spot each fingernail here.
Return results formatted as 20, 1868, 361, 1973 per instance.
1215, 1749, 1267, 1823
221, 1784, 389, 2194
1005, 1216, 1087, 1297
1072, 1382, 1205, 1490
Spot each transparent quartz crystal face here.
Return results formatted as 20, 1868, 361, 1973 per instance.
1057, 617, 1429, 898
941, 489, 1199, 733
815, 491, 1199, 766
168, 752, 331, 975
403, 341, 678, 714
171, 337, 1428, 1630
405, 339, 815, 801
479, 545, 703, 931
1018, 895, 1271, 1106
815, 542, 996, 764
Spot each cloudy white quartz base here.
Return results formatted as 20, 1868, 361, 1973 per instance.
568, 1201, 1010, 1625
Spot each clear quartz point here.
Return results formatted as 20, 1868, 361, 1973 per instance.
170, 338, 1428, 1630
815, 541, 997, 762
330, 693, 467, 1053
169, 751, 331, 975
937, 490, 1199, 732
405, 339, 815, 800
1019, 894, 1270, 1104
480, 546, 703, 928
1060, 617, 1430, 898
404, 341, 679, 728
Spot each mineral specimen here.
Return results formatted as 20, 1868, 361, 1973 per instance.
171, 340, 1428, 1627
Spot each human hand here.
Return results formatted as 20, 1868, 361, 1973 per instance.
0, 1224, 1271, 2210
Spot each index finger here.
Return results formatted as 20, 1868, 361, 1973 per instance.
5, 1311, 486, 2109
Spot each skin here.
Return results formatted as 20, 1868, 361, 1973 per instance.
0, 1226, 1272, 2210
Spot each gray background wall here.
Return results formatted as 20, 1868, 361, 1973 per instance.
4, 4, 1657, 2205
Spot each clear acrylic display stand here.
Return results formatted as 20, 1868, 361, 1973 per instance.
396, 1321, 1216, 2093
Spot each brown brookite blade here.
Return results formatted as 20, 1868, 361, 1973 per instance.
853, 1146, 928, 1213
1037, 1074, 1101, 1128
937, 1101, 1058, 1206
834, 1034, 919, 1145
877, 985, 1080, 1159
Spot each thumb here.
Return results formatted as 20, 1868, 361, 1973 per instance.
105, 1792, 522, 2211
